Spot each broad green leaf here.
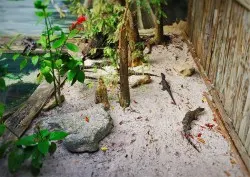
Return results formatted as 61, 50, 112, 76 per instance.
44, 73, 53, 83
43, 53, 50, 58
43, 60, 52, 67
31, 148, 43, 169
35, 11, 45, 17
52, 33, 66, 49
49, 131, 68, 141
23, 146, 34, 160
38, 141, 49, 155
52, 26, 62, 31
0, 124, 5, 136
38, 36, 47, 48
34, 0, 47, 9
0, 78, 6, 91
66, 43, 79, 52
32, 56, 39, 66
0, 103, 5, 118
49, 142, 57, 155
77, 71, 85, 83
8, 148, 24, 173
16, 135, 36, 146
55, 59, 62, 68
0, 141, 12, 158
68, 29, 79, 38
12, 54, 20, 61
20, 59, 28, 71
39, 129, 50, 138
67, 70, 76, 81
41, 66, 51, 75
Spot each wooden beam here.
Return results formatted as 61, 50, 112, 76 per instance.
235, 0, 250, 10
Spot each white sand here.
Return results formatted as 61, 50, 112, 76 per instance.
0, 37, 244, 177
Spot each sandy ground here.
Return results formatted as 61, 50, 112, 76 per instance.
0, 37, 245, 177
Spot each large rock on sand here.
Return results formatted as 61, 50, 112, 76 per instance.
40, 105, 113, 152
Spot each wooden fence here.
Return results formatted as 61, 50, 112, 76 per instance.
188, 0, 250, 171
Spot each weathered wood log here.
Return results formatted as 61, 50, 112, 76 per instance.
2, 81, 55, 141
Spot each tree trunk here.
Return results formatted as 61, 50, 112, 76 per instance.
127, 1, 143, 67
119, 23, 130, 108
151, 1, 164, 44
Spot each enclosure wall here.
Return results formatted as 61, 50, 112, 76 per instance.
188, 0, 250, 165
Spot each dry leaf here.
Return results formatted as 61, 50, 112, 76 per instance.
202, 96, 207, 103
101, 146, 108, 152
224, 171, 231, 176
85, 116, 89, 123
230, 158, 237, 165
197, 137, 206, 144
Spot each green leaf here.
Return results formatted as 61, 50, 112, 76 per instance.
20, 59, 28, 71
0, 103, 5, 118
52, 33, 66, 49
66, 43, 79, 52
49, 131, 68, 141
34, 0, 47, 9
44, 73, 53, 83
39, 129, 50, 138
0, 141, 12, 158
23, 146, 34, 160
8, 148, 24, 173
12, 54, 20, 61
41, 66, 51, 75
35, 11, 45, 17
0, 78, 6, 91
77, 71, 85, 83
52, 26, 62, 31
67, 70, 76, 81
32, 56, 39, 66
68, 29, 79, 38
38, 141, 49, 155
16, 135, 36, 146
49, 142, 57, 155
55, 59, 62, 68
43, 53, 50, 58
31, 148, 43, 169
38, 36, 47, 48
43, 60, 52, 67
0, 124, 5, 136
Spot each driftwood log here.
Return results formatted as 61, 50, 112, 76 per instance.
2, 81, 55, 141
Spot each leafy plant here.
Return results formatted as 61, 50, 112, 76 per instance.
33, 0, 86, 106
68, 0, 124, 68
0, 124, 68, 176
0, 0, 86, 107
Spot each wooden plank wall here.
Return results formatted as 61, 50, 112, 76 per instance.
188, 0, 250, 167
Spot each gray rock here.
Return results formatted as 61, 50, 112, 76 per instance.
40, 105, 113, 152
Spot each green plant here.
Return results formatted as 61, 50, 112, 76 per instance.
68, 0, 124, 68
0, 123, 68, 176
0, 0, 85, 107
32, 0, 85, 106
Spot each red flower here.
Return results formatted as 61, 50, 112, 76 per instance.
76, 15, 87, 24
69, 15, 86, 31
